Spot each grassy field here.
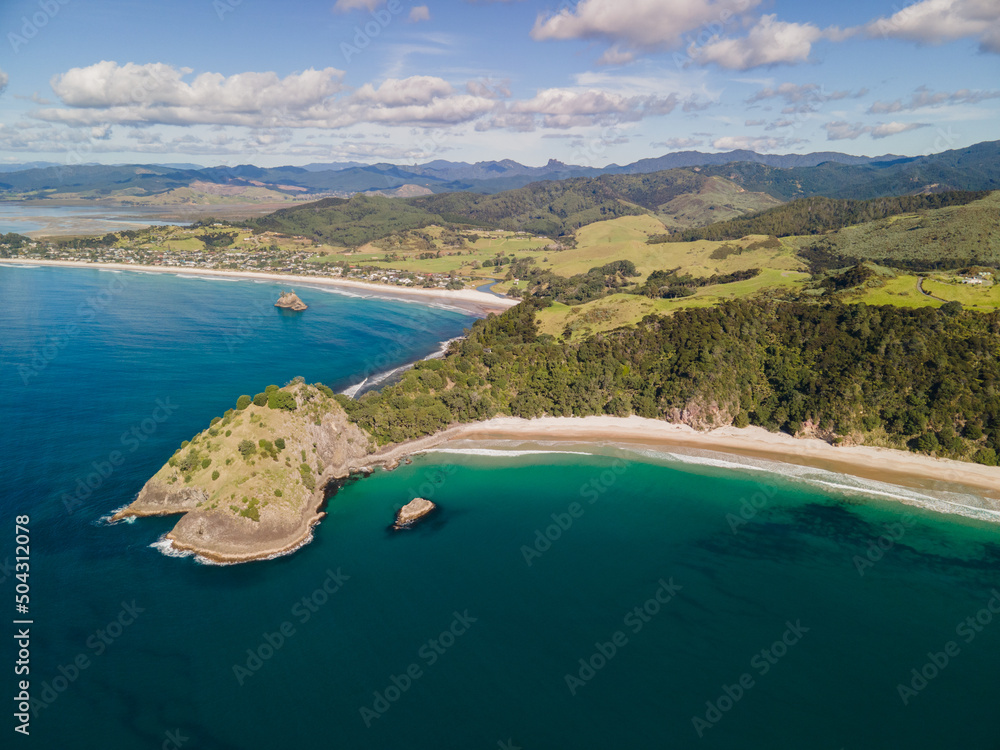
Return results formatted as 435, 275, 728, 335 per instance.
792, 191, 1000, 266
309, 225, 550, 283
547, 217, 805, 280
657, 175, 782, 229
849, 274, 941, 308
536, 267, 811, 340
922, 275, 1000, 310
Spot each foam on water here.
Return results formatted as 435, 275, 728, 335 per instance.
150, 536, 195, 558
340, 337, 464, 397
425, 448, 586, 457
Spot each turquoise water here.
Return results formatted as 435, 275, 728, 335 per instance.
2, 266, 1000, 749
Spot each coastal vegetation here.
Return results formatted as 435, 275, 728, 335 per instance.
141, 382, 369, 528
653, 191, 989, 242
336, 298, 1000, 465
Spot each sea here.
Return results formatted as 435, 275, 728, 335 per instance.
2, 265, 999, 750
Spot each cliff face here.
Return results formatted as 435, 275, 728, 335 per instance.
275, 291, 307, 311
115, 384, 374, 562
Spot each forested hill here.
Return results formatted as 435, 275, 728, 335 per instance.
248, 169, 719, 244
337, 299, 1000, 466
699, 141, 1000, 201
657, 191, 991, 242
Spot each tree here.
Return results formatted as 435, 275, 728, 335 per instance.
236, 395, 252, 410
253, 392, 268, 407
238, 440, 257, 458
268, 390, 297, 410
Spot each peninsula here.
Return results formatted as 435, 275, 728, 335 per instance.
117, 297, 1000, 564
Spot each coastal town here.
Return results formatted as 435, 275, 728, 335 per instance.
0, 224, 493, 291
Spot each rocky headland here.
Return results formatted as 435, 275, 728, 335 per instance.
113, 382, 382, 562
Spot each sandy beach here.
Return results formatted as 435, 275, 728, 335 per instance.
0, 258, 519, 315
368, 416, 1000, 521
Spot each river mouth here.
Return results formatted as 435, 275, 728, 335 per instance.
0, 200, 293, 236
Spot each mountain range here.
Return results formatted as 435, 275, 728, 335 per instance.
0, 146, 927, 201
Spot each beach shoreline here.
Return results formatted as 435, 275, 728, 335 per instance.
370, 415, 1000, 515
0, 258, 519, 316
137, 417, 1000, 565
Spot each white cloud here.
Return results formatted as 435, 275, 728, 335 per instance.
688, 15, 826, 69
352, 76, 453, 107
47, 61, 345, 119
31, 61, 683, 147
0, 69, 8, 96
466, 78, 511, 99
746, 81, 867, 114
333, 0, 385, 11
408, 5, 431, 22
597, 46, 635, 66
651, 137, 704, 150
485, 87, 677, 130
748, 82, 849, 104
531, 0, 760, 50
863, 0, 1000, 53
712, 135, 805, 151
824, 120, 928, 140
868, 86, 1000, 113
35, 63, 502, 130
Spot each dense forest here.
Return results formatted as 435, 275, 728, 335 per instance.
337, 299, 1000, 465
696, 141, 1000, 200
244, 170, 729, 245
655, 192, 990, 243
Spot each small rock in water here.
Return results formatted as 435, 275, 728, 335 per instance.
394, 497, 436, 529
275, 291, 308, 311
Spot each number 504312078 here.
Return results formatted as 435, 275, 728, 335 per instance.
15, 515, 30, 616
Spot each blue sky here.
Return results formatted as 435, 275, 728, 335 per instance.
0, 0, 997, 167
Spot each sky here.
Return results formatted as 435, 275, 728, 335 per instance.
0, 0, 997, 168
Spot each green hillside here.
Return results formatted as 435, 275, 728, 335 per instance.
794, 191, 1000, 271
658, 191, 990, 242
700, 141, 1000, 201
339, 299, 1000, 466
246, 169, 782, 247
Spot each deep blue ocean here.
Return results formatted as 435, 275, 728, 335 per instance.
2, 265, 1000, 750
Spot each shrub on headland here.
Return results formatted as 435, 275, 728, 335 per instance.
252, 393, 268, 407
268, 391, 297, 411
236, 395, 252, 410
